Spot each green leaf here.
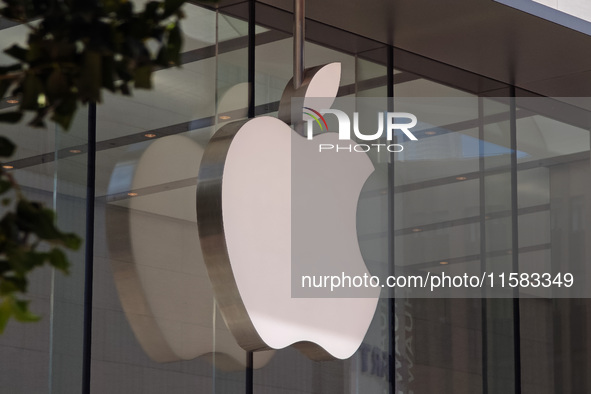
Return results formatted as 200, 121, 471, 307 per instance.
16, 200, 60, 239
119, 82, 131, 95
0, 179, 12, 194
50, 112, 73, 130
1, 0, 49, 20
118, 1, 134, 19
0, 136, 15, 157
76, 51, 102, 103
21, 251, 46, 271
28, 112, 46, 128
16, 200, 81, 249
26, 41, 44, 65
0, 279, 19, 296
47, 248, 69, 273
102, 0, 121, 14
0, 80, 13, 102
133, 65, 152, 89
46, 69, 69, 100
0, 260, 10, 275
0, 275, 26, 293
0, 64, 21, 99
114, 60, 133, 83
20, 74, 44, 111
60, 233, 81, 250
0, 111, 24, 125
0, 297, 12, 333
144, 1, 161, 19
101, 56, 116, 92
165, 23, 183, 66
4, 45, 28, 62
51, 95, 77, 130
163, 0, 186, 18
0, 64, 22, 74
12, 299, 40, 323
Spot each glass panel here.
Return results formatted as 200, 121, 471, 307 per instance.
355, 47, 390, 394
255, 35, 290, 114
0, 121, 63, 393
213, 4, 249, 393
516, 98, 591, 394
90, 4, 226, 393
50, 111, 89, 393
357, 49, 387, 98
0, 23, 88, 394
392, 93, 484, 393
481, 97, 517, 394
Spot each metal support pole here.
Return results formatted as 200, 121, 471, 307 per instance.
479, 97, 489, 394
387, 46, 396, 394
246, 2, 255, 392
293, 0, 305, 90
81, 102, 96, 394
246, 351, 254, 394
509, 86, 522, 394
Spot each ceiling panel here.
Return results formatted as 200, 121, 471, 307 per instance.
259, 0, 591, 97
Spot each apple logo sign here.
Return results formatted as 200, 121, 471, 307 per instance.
196, 62, 380, 360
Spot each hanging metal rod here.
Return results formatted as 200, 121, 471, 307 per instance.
293, 0, 305, 89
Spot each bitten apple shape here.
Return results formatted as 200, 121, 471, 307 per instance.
196, 63, 380, 360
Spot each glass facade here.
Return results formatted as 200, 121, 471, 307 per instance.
1, 2, 591, 393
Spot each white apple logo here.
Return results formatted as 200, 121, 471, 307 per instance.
196, 63, 380, 360
106, 134, 274, 369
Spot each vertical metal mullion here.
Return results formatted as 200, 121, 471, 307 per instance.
479, 97, 488, 394
246, 351, 254, 394
246, 1, 256, 393
386, 45, 396, 394
509, 86, 522, 394
81, 102, 97, 394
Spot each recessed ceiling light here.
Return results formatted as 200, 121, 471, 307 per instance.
6, 98, 18, 104
219, 115, 231, 120
2, 165, 13, 169
69, 149, 82, 154
144, 133, 157, 138
439, 261, 449, 265
425, 131, 437, 136
456, 176, 467, 181
127, 192, 138, 197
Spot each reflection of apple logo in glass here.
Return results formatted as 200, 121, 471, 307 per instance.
106, 136, 274, 370
196, 62, 380, 360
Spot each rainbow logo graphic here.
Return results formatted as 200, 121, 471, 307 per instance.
303, 107, 328, 131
